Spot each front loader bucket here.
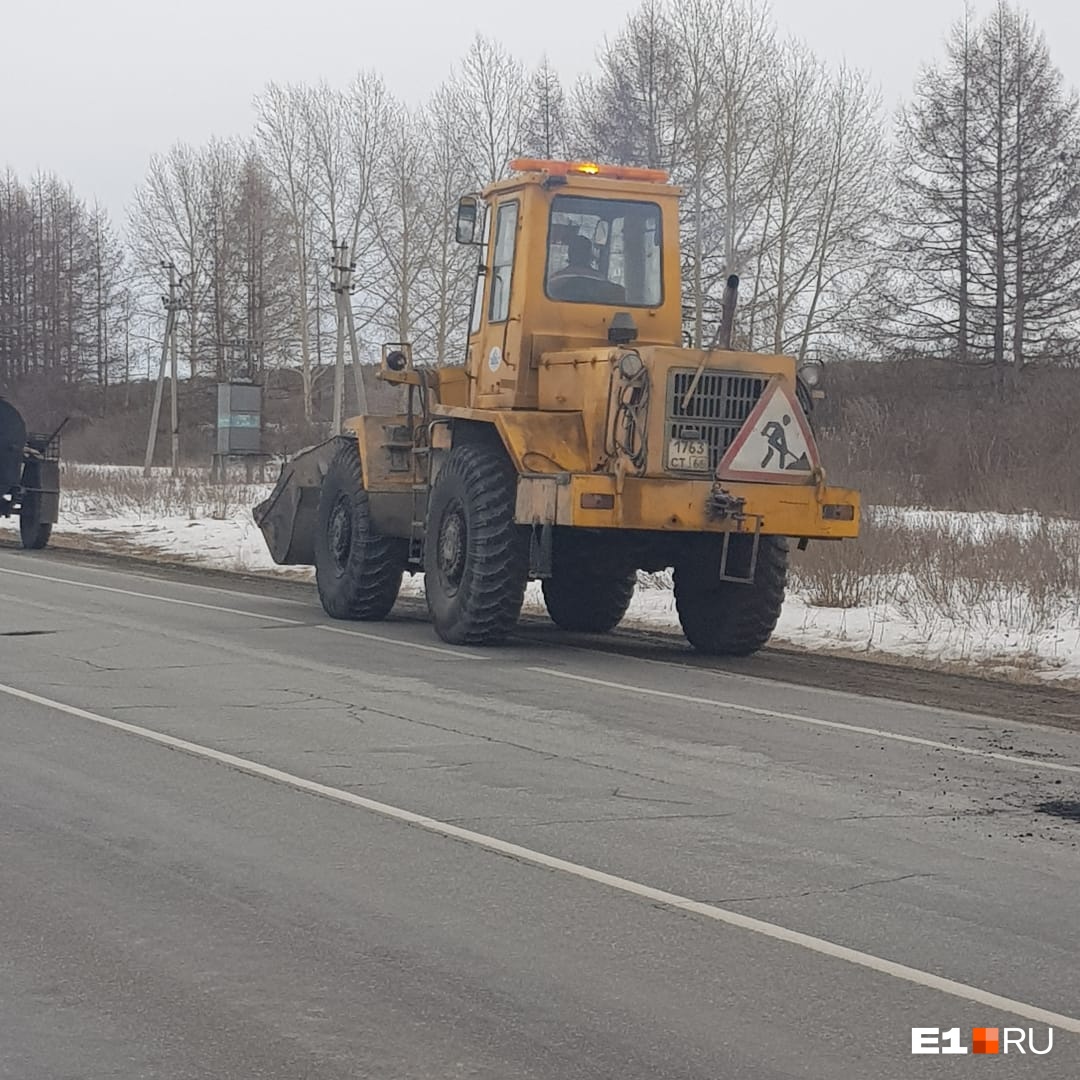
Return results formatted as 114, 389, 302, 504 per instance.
253, 439, 340, 565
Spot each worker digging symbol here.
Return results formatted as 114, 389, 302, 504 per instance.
760, 414, 810, 472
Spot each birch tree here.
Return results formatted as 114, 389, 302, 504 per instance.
446, 35, 527, 186
750, 54, 888, 358
255, 82, 318, 417
129, 143, 210, 378
369, 103, 432, 349
417, 87, 477, 364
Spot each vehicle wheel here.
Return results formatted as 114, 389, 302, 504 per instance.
314, 440, 405, 620
674, 535, 788, 656
542, 570, 636, 633
18, 461, 52, 550
423, 442, 528, 645
19, 496, 52, 550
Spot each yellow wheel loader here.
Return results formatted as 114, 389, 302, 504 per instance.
254, 159, 859, 652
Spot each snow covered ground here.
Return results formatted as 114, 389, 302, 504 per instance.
4, 464, 1079, 684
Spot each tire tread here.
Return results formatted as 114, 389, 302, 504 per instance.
315, 440, 404, 620
542, 572, 636, 633
424, 443, 528, 645
674, 536, 788, 656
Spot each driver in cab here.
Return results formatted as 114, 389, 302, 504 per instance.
547, 234, 626, 304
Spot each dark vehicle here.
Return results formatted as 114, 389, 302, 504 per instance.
0, 399, 63, 550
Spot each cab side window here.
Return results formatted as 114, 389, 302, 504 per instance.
488, 201, 519, 323
468, 207, 491, 337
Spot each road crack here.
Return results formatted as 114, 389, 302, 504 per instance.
713, 871, 932, 905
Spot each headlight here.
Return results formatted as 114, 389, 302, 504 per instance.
619, 351, 644, 379
798, 359, 823, 388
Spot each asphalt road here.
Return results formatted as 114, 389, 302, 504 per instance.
2, 544, 1079, 1078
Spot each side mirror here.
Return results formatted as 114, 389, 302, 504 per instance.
455, 196, 484, 245
381, 342, 413, 377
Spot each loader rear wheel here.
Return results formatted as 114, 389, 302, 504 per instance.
314, 440, 405, 621
542, 570, 636, 633
423, 443, 528, 645
674, 535, 788, 656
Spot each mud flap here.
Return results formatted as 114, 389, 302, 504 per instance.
33, 460, 61, 523
253, 439, 342, 565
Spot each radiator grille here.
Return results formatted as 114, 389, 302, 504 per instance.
666, 370, 767, 473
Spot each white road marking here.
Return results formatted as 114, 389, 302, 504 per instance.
2, 560, 1072, 755
0, 566, 478, 660
0, 565, 299, 623
2, 678, 1079, 1036
315, 622, 481, 659
4, 554, 1065, 731
16, 555, 315, 607
530, 667, 1080, 776
530, 635, 1028, 728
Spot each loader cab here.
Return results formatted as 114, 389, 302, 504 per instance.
457, 159, 685, 410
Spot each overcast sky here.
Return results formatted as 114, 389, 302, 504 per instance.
2, 0, 1078, 226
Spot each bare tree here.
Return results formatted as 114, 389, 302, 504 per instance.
200, 137, 244, 380
369, 103, 433, 350
255, 82, 318, 417
572, 0, 684, 171
129, 143, 210, 378
702, 0, 774, 297
979, 3, 1080, 370
669, 0, 722, 346
446, 35, 527, 186
522, 58, 569, 160
233, 143, 294, 377
889, 2, 1080, 367
417, 87, 477, 364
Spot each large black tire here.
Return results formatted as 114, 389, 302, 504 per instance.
542, 571, 636, 633
423, 443, 529, 645
19, 498, 52, 550
314, 440, 405, 621
674, 535, 788, 656
18, 462, 51, 550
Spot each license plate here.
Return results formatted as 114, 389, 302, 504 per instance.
668, 437, 709, 472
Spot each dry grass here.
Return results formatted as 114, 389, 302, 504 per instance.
791, 511, 1080, 639
60, 463, 268, 522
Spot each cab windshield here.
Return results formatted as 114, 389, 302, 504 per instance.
545, 195, 662, 307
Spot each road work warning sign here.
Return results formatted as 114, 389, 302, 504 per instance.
717, 379, 820, 484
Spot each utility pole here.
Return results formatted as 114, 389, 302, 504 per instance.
169, 281, 180, 477
330, 241, 345, 433
341, 242, 367, 416
331, 240, 368, 429
144, 262, 185, 477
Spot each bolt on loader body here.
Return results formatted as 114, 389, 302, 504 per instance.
254, 158, 860, 652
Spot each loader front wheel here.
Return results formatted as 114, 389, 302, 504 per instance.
542, 570, 636, 633
314, 440, 405, 621
674, 535, 788, 656
424, 443, 528, 645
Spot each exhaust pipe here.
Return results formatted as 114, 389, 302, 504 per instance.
716, 274, 740, 351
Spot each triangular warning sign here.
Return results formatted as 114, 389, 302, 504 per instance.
717, 378, 820, 484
